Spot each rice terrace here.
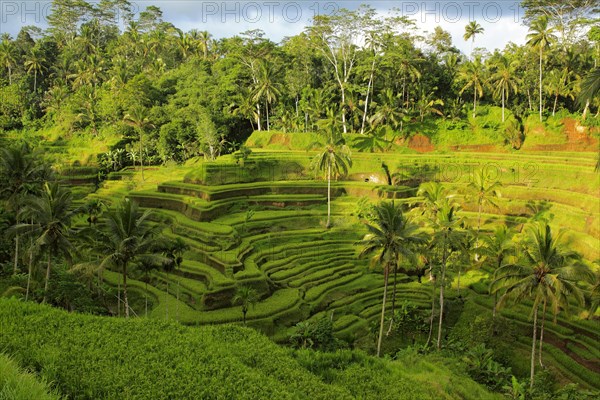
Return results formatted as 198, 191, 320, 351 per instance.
0, 1, 599, 399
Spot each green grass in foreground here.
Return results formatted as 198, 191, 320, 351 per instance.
0, 353, 61, 400
0, 298, 502, 400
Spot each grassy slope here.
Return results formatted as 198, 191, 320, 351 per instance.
0, 353, 60, 400
0, 298, 501, 400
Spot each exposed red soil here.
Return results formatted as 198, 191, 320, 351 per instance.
529, 118, 598, 151
268, 133, 291, 147
406, 133, 434, 153
448, 144, 504, 153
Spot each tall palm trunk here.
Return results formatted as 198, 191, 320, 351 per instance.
139, 129, 145, 182
426, 276, 436, 347
256, 103, 262, 131
326, 163, 331, 229
43, 252, 51, 303
165, 272, 169, 320
13, 234, 19, 275
265, 100, 270, 131
360, 58, 376, 135
25, 252, 33, 301
473, 86, 477, 118
539, 46, 543, 122
437, 235, 448, 350
530, 305, 538, 388
341, 87, 347, 134
539, 299, 547, 367
387, 260, 399, 335
122, 263, 129, 318
377, 263, 390, 357
501, 87, 505, 122
553, 93, 558, 116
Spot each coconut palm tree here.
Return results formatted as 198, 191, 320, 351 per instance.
577, 67, 600, 120
459, 56, 485, 118
0, 144, 52, 275
359, 201, 423, 356
312, 109, 352, 228
430, 199, 465, 350
0, 39, 18, 85
92, 199, 163, 318
124, 105, 154, 182
480, 225, 516, 319
463, 21, 484, 58
252, 60, 282, 131
18, 183, 76, 303
545, 68, 574, 116
489, 56, 520, 121
24, 48, 47, 92
232, 285, 259, 324
467, 168, 502, 260
162, 237, 189, 320
492, 223, 592, 388
527, 16, 557, 122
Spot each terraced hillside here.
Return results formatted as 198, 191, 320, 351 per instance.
86, 141, 599, 389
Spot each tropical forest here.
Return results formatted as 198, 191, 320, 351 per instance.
0, 0, 599, 399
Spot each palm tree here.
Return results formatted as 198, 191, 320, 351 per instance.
467, 168, 502, 260
162, 237, 189, 320
124, 105, 154, 182
577, 67, 600, 120
0, 144, 51, 275
480, 225, 515, 320
492, 223, 591, 388
359, 201, 424, 356
24, 48, 47, 92
463, 21, 484, 58
459, 56, 485, 118
489, 56, 520, 121
545, 68, 574, 116
312, 109, 352, 229
252, 60, 281, 131
370, 88, 405, 131
0, 39, 18, 85
430, 200, 465, 350
527, 16, 557, 122
232, 286, 259, 324
92, 199, 163, 318
18, 183, 76, 303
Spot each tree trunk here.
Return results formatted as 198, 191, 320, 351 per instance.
340, 87, 347, 134
326, 163, 331, 229
387, 262, 398, 336
437, 236, 448, 350
426, 275, 436, 347
43, 253, 51, 303
123, 264, 129, 318
539, 46, 543, 122
473, 86, 477, 118
527, 88, 533, 111
553, 93, 558, 116
139, 129, 145, 182
13, 234, 19, 275
377, 263, 390, 357
34, 70, 37, 92
265, 100, 270, 131
360, 59, 376, 135
165, 272, 169, 320
256, 103, 262, 131
582, 99, 590, 119
530, 304, 538, 389
502, 87, 505, 122
25, 252, 33, 301
539, 299, 547, 367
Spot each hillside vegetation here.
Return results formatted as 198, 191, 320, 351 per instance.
0, 298, 502, 400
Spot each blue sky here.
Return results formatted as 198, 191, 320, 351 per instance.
0, 1, 529, 55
